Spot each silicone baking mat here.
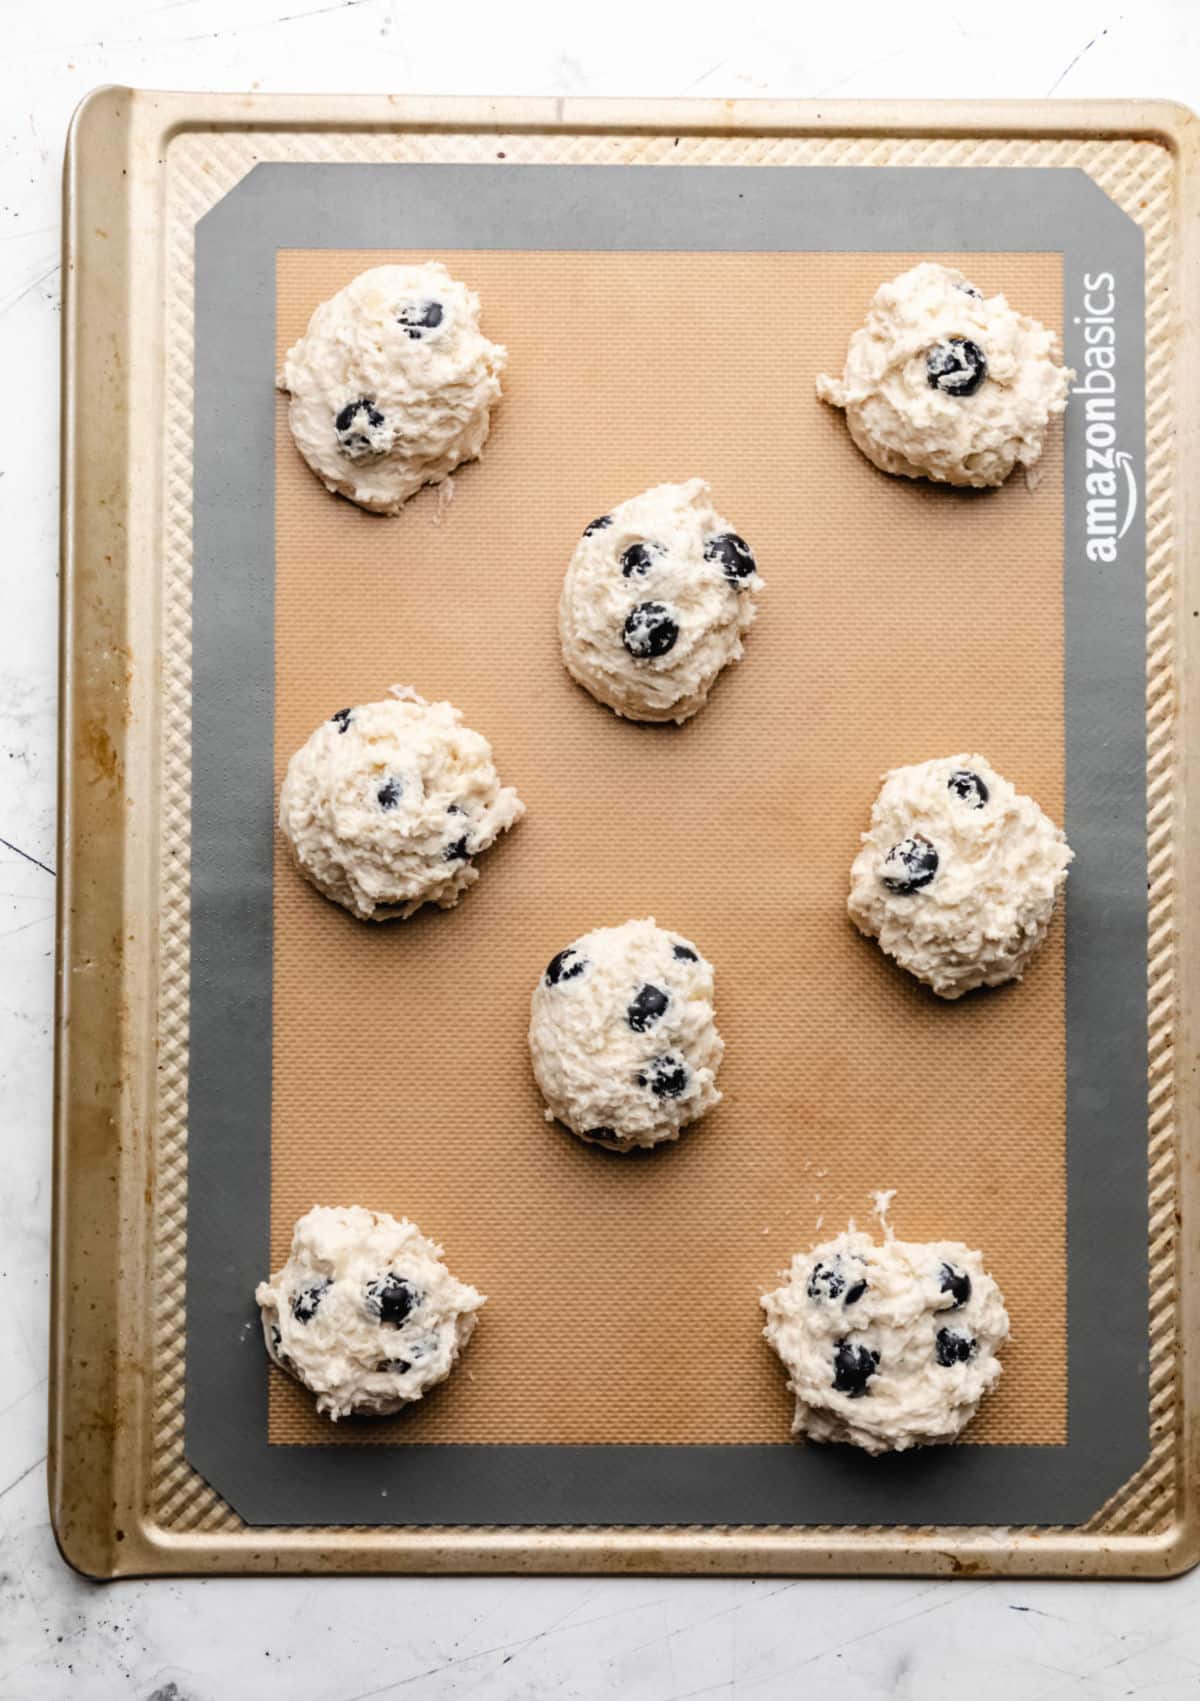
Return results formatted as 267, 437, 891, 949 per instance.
186, 162, 1147, 1528
269, 245, 1067, 1452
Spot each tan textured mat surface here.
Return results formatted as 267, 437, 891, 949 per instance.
269, 247, 1066, 1448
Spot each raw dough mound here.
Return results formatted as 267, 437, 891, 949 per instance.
528, 917, 724, 1151
816, 262, 1072, 488
762, 1229, 1009, 1453
278, 263, 506, 514
256, 1205, 485, 1421
278, 687, 524, 922
559, 479, 764, 723
848, 754, 1072, 999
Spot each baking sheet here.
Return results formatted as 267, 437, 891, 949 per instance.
53, 90, 1200, 1577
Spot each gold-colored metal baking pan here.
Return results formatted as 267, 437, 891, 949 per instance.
54, 88, 1200, 1577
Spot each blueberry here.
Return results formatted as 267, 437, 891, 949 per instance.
365, 1273, 418, 1327
291, 1278, 330, 1324
926, 337, 988, 397
956, 281, 983, 299
376, 778, 402, 811
444, 836, 470, 862
334, 397, 386, 457
807, 1259, 847, 1302
270, 1324, 282, 1351
832, 1340, 879, 1398
881, 834, 939, 895
623, 602, 679, 660
672, 943, 699, 962
397, 299, 444, 339
585, 1126, 618, 1143
939, 1263, 972, 1310
545, 946, 588, 986
583, 515, 613, 537
620, 542, 660, 578
843, 1279, 868, 1307
377, 1358, 412, 1374
935, 1328, 977, 1367
704, 532, 756, 586
331, 708, 353, 734
637, 1053, 690, 1099
948, 769, 989, 809
627, 982, 670, 1032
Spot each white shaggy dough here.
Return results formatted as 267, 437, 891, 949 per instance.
817, 262, 1072, 488
559, 479, 764, 724
256, 1205, 485, 1421
278, 263, 506, 514
278, 687, 524, 922
848, 754, 1072, 999
762, 1229, 1009, 1454
528, 917, 724, 1151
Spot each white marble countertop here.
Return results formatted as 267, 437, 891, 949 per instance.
3, 2, 1199, 1695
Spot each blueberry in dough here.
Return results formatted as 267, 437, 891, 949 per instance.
638, 1053, 690, 1099
673, 943, 698, 962
926, 336, 988, 397
584, 1126, 618, 1145
291, 1278, 331, 1324
620, 542, 659, 578
843, 1278, 868, 1306
331, 708, 353, 733
935, 1328, 977, 1367
443, 836, 470, 862
334, 397, 386, 456
545, 946, 588, 986
376, 778, 402, 811
377, 1358, 412, 1374
939, 1263, 972, 1309
881, 834, 939, 895
947, 769, 989, 809
366, 1272, 419, 1326
832, 1340, 880, 1398
623, 602, 680, 660
704, 532, 757, 586
627, 983, 670, 1032
583, 515, 613, 537
807, 1259, 848, 1302
397, 298, 444, 339
956, 281, 983, 299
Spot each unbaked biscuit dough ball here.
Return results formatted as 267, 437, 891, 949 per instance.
278, 687, 524, 922
528, 918, 724, 1151
559, 479, 764, 724
256, 1205, 485, 1421
848, 754, 1072, 999
761, 1230, 1009, 1453
278, 262, 506, 514
817, 262, 1072, 488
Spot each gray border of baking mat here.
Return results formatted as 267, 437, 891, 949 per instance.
190, 163, 1147, 1527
